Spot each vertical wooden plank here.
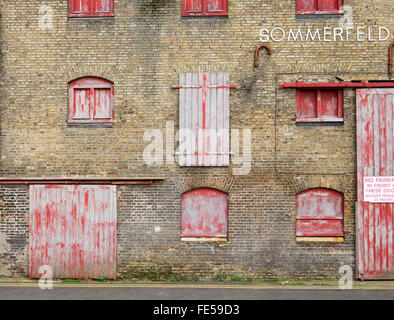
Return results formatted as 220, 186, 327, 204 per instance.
379, 93, 388, 272
201, 73, 208, 166
212, 72, 225, 166
185, 73, 193, 167
389, 93, 394, 272
373, 92, 381, 274
191, 73, 199, 166
363, 89, 374, 275
223, 72, 230, 166
356, 89, 366, 279
208, 73, 217, 166
197, 73, 204, 166
179, 73, 186, 166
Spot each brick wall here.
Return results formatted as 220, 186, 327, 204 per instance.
0, 186, 29, 277
0, 0, 392, 279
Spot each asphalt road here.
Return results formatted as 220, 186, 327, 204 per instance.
0, 285, 393, 300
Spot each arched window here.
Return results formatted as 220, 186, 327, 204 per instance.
68, 77, 114, 124
181, 188, 228, 238
296, 188, 344, 237
69, 0, 114, 18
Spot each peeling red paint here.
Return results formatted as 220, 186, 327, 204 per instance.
357, 88, 394, 279
181, 188, 228, 238
29, 185, 117, 279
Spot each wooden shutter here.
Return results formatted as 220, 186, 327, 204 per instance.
29, 185, 117, 279
73, 89, 91, 120
297, 0, 342, 13
93, 0, 114, 16
182, 0, 227, 16
69, 0, 91, 17
296, 188, 344, 237
181, 188, 228, 238
206, 0, 228, 16
296, 0, 318, 12
178, 72, 230, 167
68, 77, 114, 124
296, 89, 343, 122
93, 88, 112, 120
297, 90, 318, 120
182, 0, 204, 16
318, 0, 340, 11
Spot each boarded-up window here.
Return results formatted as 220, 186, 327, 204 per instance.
181, 188, 228, 238
68, 77, 114, 124
178, 72, 230, 166
296, 188, 344, 237
182, 0, 228, 16
69, 0, 114, 17
296, 0, 343, 14
296, 89, 343, 122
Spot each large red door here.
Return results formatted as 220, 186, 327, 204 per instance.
29, 185, 117, 279
357, 88, 394, 279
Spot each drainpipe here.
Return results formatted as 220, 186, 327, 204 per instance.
254, 44, 272, 68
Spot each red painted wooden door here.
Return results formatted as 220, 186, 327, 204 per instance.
357, 88, 394, 279
29, 185, 117, 279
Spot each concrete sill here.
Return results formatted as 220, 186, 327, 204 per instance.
181, 237, 228, 243
296, 237, 344, 243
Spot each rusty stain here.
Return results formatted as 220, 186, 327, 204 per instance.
254, 44, 272, 68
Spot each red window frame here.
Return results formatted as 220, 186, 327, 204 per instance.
296, 0, 344, 15
181, 188, 228, 238
68, 77, 114, 124
182, 0, 228, 17
296, 188, 344, 237
296, 88, 343, 123
69, 0, 114, 18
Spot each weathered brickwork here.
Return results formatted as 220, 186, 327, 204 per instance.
0, 186, 29, 278
0, 0, 392, 279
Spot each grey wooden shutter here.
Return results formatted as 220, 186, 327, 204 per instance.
178, 72, 230, 167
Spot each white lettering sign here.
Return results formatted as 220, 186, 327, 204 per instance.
259, 26, 391, 43
364, 177, 394, 203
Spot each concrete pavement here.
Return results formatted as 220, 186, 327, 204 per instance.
0, 278, 393, 300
